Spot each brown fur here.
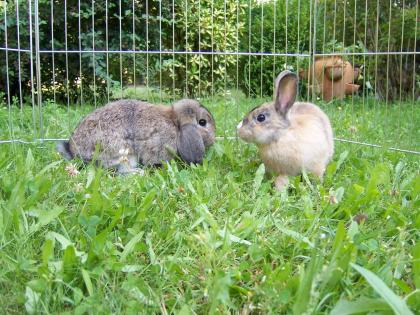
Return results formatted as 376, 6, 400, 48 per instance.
238, 71, 334, 190
58, 99, 215, 172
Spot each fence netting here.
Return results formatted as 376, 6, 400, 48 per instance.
0, 0, 418, 153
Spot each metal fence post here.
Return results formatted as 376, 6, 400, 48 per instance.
34, 0, 43, 142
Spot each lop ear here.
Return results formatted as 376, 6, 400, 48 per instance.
177, 124, 205, 164
274, 70, 298, 116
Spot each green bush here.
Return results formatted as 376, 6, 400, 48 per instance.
239, 0, 311, 97
0, 0, 246, 102
0, 0, 165, 103
1, 0, 418, 103
159, 0, 246, 97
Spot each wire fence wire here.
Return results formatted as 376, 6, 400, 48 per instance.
0, 0, 419, 154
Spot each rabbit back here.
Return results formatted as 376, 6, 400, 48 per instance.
277, 102, 334, 175
259, 102, 333, 176
291, 102, 334, 160
68, 100, 178, 168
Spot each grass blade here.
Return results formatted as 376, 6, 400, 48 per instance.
413, 242, 420, 288
62, 245, 78, 282
292, 254, 323, 315
24, 286, 40, 315
37, 160, 62, 176
47, 231, 73, 249
330, 297, 391, 315
277, 226, 315, 248
120, 231, 144, 262
82, 269, 94, 297
252, 163, 265, 195
29, 207, 64, 233
350, 263, 414, 315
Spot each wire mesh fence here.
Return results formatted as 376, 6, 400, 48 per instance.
0, 0, 419, 154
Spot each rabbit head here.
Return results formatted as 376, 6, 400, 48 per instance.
237, 70, 298, 145
172, 99, 216, 164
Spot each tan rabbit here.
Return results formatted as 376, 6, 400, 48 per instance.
237, 70, 334, 190
57, 99, 216, 173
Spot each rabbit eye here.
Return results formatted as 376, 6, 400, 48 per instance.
198, 119, 207, 126
256, 114, 266, 122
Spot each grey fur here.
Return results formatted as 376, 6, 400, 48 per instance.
178, 124, 205, 164
56, 141, 73, 160
58, 99, 215, 171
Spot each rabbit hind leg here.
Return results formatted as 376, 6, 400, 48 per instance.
310, 163, 327, 185
274, 175, 289, 191
312, 163, 326, 178
101, 151, 141, 175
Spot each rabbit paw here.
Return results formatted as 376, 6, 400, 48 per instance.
274, 175, 289, 191
117, 162, 144, 175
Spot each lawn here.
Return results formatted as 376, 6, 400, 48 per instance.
0, 92, 419, 314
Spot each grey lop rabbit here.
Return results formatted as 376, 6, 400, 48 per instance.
237, 70, 334, 190
57, 99, 216, 173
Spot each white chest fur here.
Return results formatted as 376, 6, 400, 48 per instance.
258, 134, 303, 176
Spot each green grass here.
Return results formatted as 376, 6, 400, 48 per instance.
0, 94, 419, 314
2, 92, 419, 152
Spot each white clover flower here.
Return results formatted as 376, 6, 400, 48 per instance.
118, 148, 130, 164
65, 164, 80, 177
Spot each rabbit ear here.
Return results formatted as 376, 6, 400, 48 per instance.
274, 70, 298, 116
177, 124, 205, 164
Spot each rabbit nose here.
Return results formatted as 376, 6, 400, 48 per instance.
237, 118, 247, 130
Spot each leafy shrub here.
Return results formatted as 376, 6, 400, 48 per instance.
239, 0, 311, 97
1, 0, 418, 104
0, 0, 246, 102
0, 0, 165, 104
160, 0, 247, 97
